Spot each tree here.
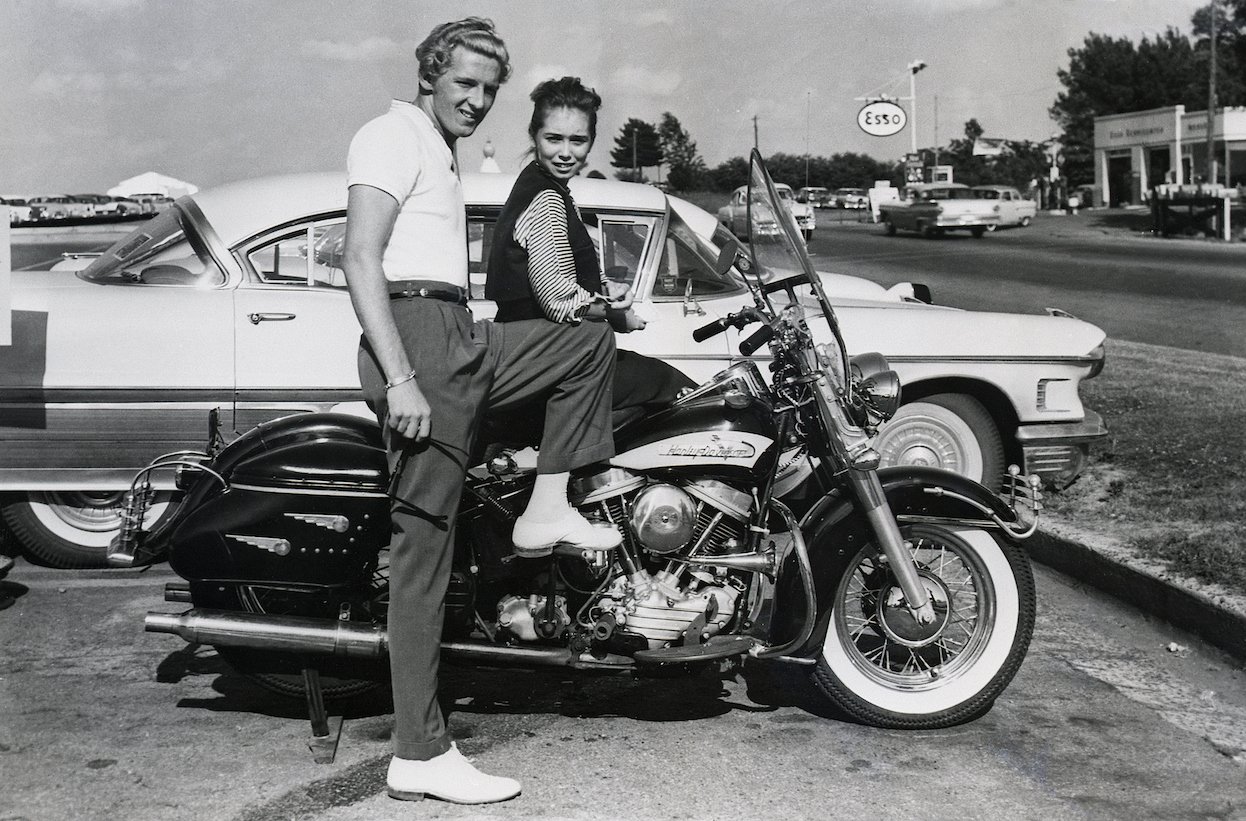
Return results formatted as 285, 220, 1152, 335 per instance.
657, 112, 707, 191
1048, 23, 1243, 184
609, 119, 663, 181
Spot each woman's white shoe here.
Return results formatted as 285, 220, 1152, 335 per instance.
386, 743, 521, 804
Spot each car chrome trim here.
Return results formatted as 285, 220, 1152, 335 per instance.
0, 468, 178, 491
1014, 410, 1107, 443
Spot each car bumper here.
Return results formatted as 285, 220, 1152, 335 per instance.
1015, 409, 1107, 487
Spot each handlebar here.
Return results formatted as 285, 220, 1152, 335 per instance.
692, 308, 761, 343
693, 316, 733, 343
738, 325, 774, 357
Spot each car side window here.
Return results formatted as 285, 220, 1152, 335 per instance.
246, 220, 347, 288
579, 214, 653, 289
467, 214, 500, 299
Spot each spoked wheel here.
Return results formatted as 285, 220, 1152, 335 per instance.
811, 524, 1035, 729
205, 553, 390, 701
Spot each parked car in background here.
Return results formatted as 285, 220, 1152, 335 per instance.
6, 172, 1105, 567
831, 187, 869, 209
128, 193, 175, 214
71, 194, 144, 217
1, 197, 32, 224
970, 185, 1038, 229
878, 182, 1001, 238
796, 186, 829, 207
27, 195, 94, 220
719, 182, 816, 240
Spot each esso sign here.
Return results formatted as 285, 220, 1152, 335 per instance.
857, 101, 907, 137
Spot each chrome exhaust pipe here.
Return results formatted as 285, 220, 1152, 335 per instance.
145, 609, 388, 659
145, 609, 636, 668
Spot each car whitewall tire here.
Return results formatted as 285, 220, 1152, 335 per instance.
875, 394, 1005, 489
2, 491, 177, 568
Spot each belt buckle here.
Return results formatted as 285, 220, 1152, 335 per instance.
418, 287, 431, 299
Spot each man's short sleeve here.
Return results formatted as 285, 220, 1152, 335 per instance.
347, 116, 420, 204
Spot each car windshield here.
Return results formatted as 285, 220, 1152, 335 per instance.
776, 187, 794, 201
78, 206, 226, 287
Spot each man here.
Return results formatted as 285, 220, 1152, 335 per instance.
342, 18, 620, 805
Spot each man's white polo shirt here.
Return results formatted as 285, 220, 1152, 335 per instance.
347, 100, 467, 288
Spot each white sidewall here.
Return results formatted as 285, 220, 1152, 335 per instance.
820, 527, 1020, 715
876, 401, 985, 482
27, 495, 173, 548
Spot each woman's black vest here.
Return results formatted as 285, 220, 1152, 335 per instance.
487, 162, 600, 322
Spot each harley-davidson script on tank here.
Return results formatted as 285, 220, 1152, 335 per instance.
607, 394, 780, 478
613, 431, 772, 468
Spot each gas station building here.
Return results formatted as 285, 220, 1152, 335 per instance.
1093, 105, 1246, 206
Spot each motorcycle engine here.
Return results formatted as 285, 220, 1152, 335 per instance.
570, 469, 752, 648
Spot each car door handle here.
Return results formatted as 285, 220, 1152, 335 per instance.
248, 312, 296, 324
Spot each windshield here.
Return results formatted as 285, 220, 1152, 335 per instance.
78, 206, 226, 287
747, 158, 814, 285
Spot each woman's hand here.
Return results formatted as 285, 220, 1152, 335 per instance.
603, 280, 635, 311
386, 380, 432, 440
607, 307, 647, 333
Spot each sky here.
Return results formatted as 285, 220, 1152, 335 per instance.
0, 0, 1209, 194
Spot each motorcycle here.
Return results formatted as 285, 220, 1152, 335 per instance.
115, 152, 1040, 757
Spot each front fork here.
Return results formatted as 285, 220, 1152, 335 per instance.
845, 468, 937, 625
807, 359, 936, 625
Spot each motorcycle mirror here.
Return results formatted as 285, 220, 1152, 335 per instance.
714, 244, 751, 277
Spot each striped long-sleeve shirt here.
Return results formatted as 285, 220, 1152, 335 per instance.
512, 188, 605, 323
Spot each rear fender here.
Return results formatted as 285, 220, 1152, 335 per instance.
770, 466, 1017, 657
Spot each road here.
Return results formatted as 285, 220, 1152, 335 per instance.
1, 557, 1243, 821
807, 211, 1246, 358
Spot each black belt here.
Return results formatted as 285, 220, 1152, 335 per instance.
387, 279, 469, 306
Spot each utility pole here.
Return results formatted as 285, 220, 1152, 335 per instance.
1207, 0, 1218, 186
933, 95, 940, 166
804, 91, 811, 188
753, 115, 759, 153
907, 60, 927, 156
632, 128, 637, 180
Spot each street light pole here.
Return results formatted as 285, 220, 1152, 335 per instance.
1207, 0, 1218, 186
908, 59, 927, 156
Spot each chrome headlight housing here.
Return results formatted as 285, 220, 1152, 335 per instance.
849, 352, 902, 423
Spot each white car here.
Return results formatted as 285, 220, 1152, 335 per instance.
3, 172, 1105, 567
971, 185, 1039, 229
718, 182, 816, 241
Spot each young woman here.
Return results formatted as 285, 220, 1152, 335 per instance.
486, 77, 695, 441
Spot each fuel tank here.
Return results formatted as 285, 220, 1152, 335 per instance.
610, 395, 780, 482
168, 413, 390, 585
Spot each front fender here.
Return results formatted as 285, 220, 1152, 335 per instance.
771, 466, 1018, 657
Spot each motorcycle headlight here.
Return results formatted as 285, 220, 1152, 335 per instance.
850, 352, 902, 422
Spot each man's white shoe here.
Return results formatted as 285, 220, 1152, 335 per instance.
386, 743, 521, 804
512, 510, 622, 558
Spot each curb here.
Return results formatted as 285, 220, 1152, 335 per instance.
1028, 529, 1246, 662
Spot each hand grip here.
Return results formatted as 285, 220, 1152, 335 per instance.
738, 325, 774, 356
693, 317, 730, 342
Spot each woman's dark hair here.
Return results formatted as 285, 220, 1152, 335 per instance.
528, 76, 602, 145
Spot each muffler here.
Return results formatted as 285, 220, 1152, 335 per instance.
145, 609, 635, 668
145, 610, 388, 659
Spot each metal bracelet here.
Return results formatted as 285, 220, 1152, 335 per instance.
384, 370, 417, 391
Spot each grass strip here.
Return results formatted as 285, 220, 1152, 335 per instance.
1044, 338, 1246, 596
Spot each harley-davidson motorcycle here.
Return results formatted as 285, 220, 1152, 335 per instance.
115, 152, 1040, 750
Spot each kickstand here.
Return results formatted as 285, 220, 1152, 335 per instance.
303, 666, 342, 764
